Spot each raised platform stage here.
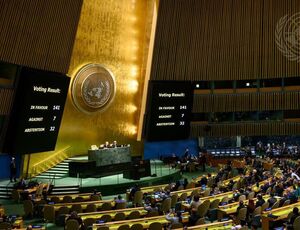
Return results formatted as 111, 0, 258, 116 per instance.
0, 159, 182, 196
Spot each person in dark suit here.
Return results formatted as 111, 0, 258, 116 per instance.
255, 194, 265, 208
267, 193, 277, 208
287, 207, 300, 230
66, 211, 84, 229
10, 157, 17, 182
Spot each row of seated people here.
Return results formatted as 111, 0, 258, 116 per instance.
33, 169, 239, 228
15, 157, 300, 229
126, 159, 239, 203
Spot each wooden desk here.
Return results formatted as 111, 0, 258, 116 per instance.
43, 199, 115, 222
45, 199, 114, 211
67, 207, 147, 222
170, 187, 202, 198
218, 194, 271, 215
47, 193, 98, 202
92, 215, 170, 230
261, 201, 300, 230
221, 176, 240, 187
192, 173, 216, 183
13, 226, 45, 230
186, 220, 233, 229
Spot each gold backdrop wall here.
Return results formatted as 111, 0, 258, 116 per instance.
23, 0, 156, 176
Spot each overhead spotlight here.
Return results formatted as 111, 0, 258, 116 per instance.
196, 84, 200, 88
246, 82, 250, 87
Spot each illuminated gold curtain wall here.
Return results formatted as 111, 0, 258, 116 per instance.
55, 0, 154, 158
21, 0, 155, 176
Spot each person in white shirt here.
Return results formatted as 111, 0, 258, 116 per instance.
291, 170, 300, 181
165, 210, 182, 229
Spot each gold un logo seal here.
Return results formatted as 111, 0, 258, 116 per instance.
71, 64, 116, 113
276, 13, 300, 62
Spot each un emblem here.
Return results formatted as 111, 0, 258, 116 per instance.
71, 64, 116, 113
275, 13, 300, 62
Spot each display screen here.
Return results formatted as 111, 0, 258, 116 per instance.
3, 67, 70, 154
144, 81, 193, 141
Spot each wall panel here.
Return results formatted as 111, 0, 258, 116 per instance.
190, 122, 300, 137
0, 88, 14, 115
193, 92, 300, 113
0, 0, 83, 73
151, 0, 300, 81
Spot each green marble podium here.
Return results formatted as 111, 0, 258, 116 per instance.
88, 146, 131, 167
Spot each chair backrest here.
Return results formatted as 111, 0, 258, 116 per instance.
207, 177, 214, 187
116, 202, 127, 210
261, 201, 269, 211
71, 204, 82, 213
44, 205, 55, 222
232, 182, 238, 191
58, 206, 70, 216
202, 189, 210, 197
11, 189, 20, 203
221, 196, 229, 203
74, 196, 84, 202
238, 195, 246, 202
86, 203, 97, 212
97, 226, 109, 230
247, 192, 255, 199
177, 185, 184, 191
101, 202, 112, 211
114, 212, 126, 221
23, 199, 34, 217
210, 199, 220, 209
161, 198, 171, 214
282, 199, 291, 206
171, 194, 178, 208
100, 214, 112, 222
287, 211, 294, 222
195, 217, 205, 225
197, 203, 207, 218
63, 195, 73, 203
191, 189, 200, 198
127, 210, 141, 220
186, 182, 195, 189
252, 206, 261, 216
271, 201, 280, 209
171, 222, 183, 229
83, 217, 95, 228
0, 222, 12, 229
164, 185, 171, 191
146, 210, 159, 217
148, 222, 162, 230
130, 223, 144, 230
91, 194, 101, 201
65, 219, 80, 230
294, 216, 300, 230
202, 199, 211, 211
237, 207, 247, 221
133, 191, 143, 207
118, 224, 130, 230
179, 193, 187, 201
50, 196, 60, 203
